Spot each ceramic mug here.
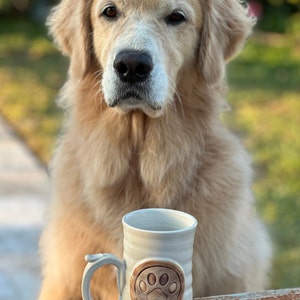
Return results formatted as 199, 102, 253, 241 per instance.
81, 208, 197, 300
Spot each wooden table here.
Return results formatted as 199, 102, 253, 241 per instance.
194, 288, 300, 299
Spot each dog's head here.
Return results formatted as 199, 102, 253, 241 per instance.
48, 0, 254, 117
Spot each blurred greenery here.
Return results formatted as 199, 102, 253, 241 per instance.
0, 13, 299, 291
227, 29, 300, 288
0, 18, 66, 162
248, 1, 300, 33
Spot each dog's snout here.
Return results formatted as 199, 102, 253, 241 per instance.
113, 51, 153, 84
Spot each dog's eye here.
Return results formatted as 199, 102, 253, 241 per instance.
166, 11, 187, 25
102, 5, 118, 19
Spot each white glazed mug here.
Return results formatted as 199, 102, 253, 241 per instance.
81, 208, 197, 300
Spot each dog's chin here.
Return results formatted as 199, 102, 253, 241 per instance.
105, 98, 164, 118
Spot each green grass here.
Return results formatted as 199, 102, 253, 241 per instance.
1, 18, 300, 289
0, 18, 66, 162
227, 32, 300, 288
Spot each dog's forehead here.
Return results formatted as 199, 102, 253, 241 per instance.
113, 0, 197, 11
118, 0, 170, 7
93, 0, 201, 24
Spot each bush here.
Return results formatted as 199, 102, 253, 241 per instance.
250, 0, 300, 32
0, 0, 58, 21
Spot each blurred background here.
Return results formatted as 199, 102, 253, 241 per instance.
0, 0, 299, 292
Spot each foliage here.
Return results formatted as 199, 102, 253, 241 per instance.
0, 18, 66, 162
1, 18, 300, 289
226, 31, 300, 288
261, 0, 300, 6
248, 0, 300, 33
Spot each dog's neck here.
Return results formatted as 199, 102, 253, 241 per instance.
129, 110, 147, 153
61, 71, 226, 210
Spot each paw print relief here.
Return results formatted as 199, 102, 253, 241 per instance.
130, 261, 184, 300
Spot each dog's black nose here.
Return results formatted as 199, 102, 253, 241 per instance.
113, 51, 153, 84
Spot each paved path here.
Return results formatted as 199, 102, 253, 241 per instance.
0, 116, 49, 300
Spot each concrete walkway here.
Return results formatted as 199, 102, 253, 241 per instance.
0, 116, 49, 300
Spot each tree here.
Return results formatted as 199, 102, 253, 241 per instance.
251, 0, 300, 32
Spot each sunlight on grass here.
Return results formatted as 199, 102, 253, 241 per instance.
226, 33, 300, 289
0, 67, 63, 161
273, 247, 300, 288
0, 19, 66, 162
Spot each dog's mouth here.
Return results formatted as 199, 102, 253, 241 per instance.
108, 91, 142, 107
108, 90, 162, 112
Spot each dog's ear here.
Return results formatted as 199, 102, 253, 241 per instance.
199, 0, 255, 85
47, 0, 92, 79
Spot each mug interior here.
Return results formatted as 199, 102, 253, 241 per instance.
123, 209, 197, 233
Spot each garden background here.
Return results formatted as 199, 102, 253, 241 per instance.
0, 0, 299, 290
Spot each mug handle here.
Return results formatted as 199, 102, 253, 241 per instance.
81, 253, 126, 300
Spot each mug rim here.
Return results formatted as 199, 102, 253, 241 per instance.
122, 208, 197, 234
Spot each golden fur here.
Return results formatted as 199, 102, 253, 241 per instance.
39, 0, 271, 299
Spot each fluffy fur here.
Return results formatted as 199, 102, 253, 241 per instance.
39, 0, 271, 299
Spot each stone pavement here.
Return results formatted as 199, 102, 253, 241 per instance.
0, 116, 50, 300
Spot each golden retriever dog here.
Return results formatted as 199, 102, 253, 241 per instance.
39, 0, 272, 299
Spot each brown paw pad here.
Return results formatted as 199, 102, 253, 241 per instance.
130, 261, 184, 300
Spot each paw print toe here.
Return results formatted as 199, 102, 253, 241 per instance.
169, 282, 178, 294
139, 280, 147, 292
159, 273, 169, 286
148, 273, 156, 286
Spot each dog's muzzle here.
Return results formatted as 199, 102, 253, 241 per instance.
102, 46, 168, 115
107, 50, 162, 111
